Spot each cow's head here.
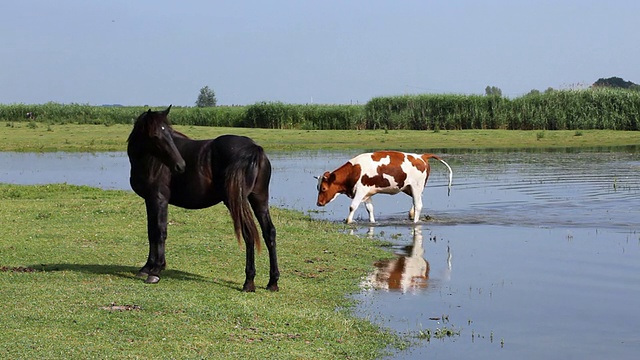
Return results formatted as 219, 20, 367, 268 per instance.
316, 171, 341, 206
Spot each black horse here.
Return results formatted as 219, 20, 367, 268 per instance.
127, 106, 279, 292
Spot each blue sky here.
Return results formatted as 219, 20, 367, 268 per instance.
2, 0, 638, 106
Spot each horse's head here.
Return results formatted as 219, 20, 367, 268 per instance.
129, 105, 186, 174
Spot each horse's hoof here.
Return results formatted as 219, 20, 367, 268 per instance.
136, 271, 148, 279
266, 284, 279, 292
242, 283, 256, 292
145, 275, 160, 284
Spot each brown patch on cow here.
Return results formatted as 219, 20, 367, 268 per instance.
407, 154, 427, 172
420, 154, 437, 178
362, 151, 408, 188
317, 162, 362, 205
420, 153, 442, 163
370, 151, 401, 162
345, 163, 362, 197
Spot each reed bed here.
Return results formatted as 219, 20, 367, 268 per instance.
244, 102, 366, 129
2, 88, 638, 130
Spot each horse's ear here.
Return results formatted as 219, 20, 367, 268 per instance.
147, 109, 152, 114
163, 105, 172, 115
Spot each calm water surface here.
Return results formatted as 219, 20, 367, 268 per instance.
1, 149, 639, 359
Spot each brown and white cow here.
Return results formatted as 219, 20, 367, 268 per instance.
316, 151, 452, 223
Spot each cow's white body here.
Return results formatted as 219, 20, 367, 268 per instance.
316, 151, 452, 223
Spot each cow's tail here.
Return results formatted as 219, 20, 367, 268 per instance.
225, 149, 262, 253
423, 154, 453, 196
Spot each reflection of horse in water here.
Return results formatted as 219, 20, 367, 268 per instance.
364, 225, 430, 293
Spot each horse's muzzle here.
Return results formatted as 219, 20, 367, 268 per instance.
174, 161, 186, 174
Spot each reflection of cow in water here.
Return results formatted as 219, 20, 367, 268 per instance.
363, 225, 452, 293
364, 226, 430, 292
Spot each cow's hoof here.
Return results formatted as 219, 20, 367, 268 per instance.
145, 275, 160, 284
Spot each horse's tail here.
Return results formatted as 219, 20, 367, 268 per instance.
422, 154, 453, 196
225, 148, 263, 253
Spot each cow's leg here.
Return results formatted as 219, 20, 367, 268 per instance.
364, 198, 375, 223
138, 196, 169, 284
347, 193, 366, 224
404, 187, 416, 221
411, 189, 423, 223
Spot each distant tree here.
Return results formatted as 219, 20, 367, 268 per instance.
593, 76, 628, 88
526, 89, 541, 96
484, 85, 502, 97
196, 86, 217, 107
592, 76, 640, 91
544, 87, 555, 94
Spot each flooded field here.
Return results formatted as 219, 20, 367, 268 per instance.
1, 148, 639, 359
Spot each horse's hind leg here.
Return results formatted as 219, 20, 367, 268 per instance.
138, 197, 168, 284
249, 194, 279, 291
249, 197, 280, 291
239, 220, 257, 292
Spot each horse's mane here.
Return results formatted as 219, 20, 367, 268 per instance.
172, 129, 189, 139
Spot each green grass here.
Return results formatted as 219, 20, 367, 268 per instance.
0, 184, 401, 359
2, 123, 639, 152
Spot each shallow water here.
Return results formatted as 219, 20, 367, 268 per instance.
1, 149, 639, 359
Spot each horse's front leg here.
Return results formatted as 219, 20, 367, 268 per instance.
137, 196, 169, 284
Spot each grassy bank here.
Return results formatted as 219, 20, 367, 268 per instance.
0, 184, 400, 359
1, 122, 639, 152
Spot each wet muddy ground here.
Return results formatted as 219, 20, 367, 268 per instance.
1, 148, 639, 359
